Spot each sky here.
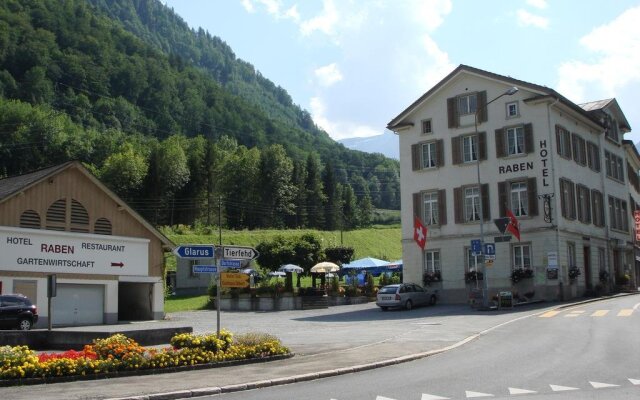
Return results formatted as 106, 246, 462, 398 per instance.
162, 0, 640, 143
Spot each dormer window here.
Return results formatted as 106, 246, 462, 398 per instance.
604, 114, 619, 142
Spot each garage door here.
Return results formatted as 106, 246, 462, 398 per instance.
52, 284, 104, 326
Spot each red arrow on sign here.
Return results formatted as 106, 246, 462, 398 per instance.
111, 262, 124, 268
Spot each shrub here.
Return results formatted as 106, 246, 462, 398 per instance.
89, 334, 145, 360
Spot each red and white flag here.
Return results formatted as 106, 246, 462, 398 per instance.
506, 209, 521, 241
414, 216, 428, 250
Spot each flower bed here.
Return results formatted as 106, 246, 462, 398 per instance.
0, 330, 290, 385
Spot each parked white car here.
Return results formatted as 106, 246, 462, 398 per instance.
376, 283, 437, 311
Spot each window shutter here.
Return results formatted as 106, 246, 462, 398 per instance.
495, 129, 505, 158
413, 192, 422, 220
572, 133, 579, 163
477, 91, 488, 122
498, 181, 508, 217
564, 130, 572, 159
555, 125, 562, 156
412, 144, 420, 171
481, 183, 490, 221
569, 181, 576, 219
527, 177, 538, 216
454, 187, 462, 223
524, 123, 533, 154
560, 180, 567, 218
436, 139, 444, 167
478, 131, 487, 161
452, 136, 461, 165
438, 190, 447, 225
447, 97, 458, 128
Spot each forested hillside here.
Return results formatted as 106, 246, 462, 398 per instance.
0, 0, 400, 230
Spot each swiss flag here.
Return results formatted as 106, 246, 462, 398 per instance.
414, 216, 428, 250
506, 209, 521, 241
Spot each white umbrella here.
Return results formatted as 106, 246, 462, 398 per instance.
310, 261, 340, 273
268, 271, 286, 277
278, 264, 304, 273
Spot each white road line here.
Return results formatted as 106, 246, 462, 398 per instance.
617, 309, 633, 317
550, 384, 579, 391
375, 396, 397, 400
421, 394, 450, 400
629, 378, 640, 385
508, 387, 537, 395
465, 390, 494, 398
590, 381, 620, 388
591, 310, 609, 317
633, 302, 640, 311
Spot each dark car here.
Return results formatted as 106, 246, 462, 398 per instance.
0, 294, 38, 330
376, 283, 437, 311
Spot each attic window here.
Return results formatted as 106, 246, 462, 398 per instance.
94, 218, 113, 235
19, 210, 41, 229
70, 199, 90, 233
46, 199, 67, 231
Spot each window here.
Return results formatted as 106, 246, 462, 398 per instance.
46, 199, 67, 231
70, 199, 89, 233
462, 135, 478, 163
94, 218, 113, 235
628, 162, 640, 193
464, 186, 480, 222
19, 210, 41, 229
576, 185, 591, 224
424, 250, 440, 274
608, 196, 628, 231
513, 244, 531, 269
591, 189, 605, 227
423, 192, 439, 226
466, 247, 481, 272
458, 94, 477, 116
556, 125, 571, 159
587, 142, 600, 172
506, 101, 519, 118
507, 126, 525, 156
421, 142, 437, 169
567, 242, 576, 268
560, 178, 576, 220
421, 119, 432, 134
510, 182, 529, 217
571, 134, 587, 166
604, 114, 619, 142
605, 151, 624, 182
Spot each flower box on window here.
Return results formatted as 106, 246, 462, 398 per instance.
511, 267, 534, 283
465, 271, 483, 283
423, 271, 441, 286
568, 266, 581, 281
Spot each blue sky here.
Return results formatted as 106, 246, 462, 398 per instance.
163, 0, 640, 143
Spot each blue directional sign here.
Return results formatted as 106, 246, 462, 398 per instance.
192, 265, 217, 274
173, 245, 215, 259
471, 239, 482, 256
220, 259, 241, 269
483, 243, 495, 256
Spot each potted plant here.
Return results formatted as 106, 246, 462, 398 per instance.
465, 270, 483, 283
423, 271, 441, 286
511, 268, 534, 283
568, 266, 581, 282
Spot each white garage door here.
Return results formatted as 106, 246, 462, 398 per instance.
52, 284, 104, 326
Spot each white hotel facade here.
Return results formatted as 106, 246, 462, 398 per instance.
388, 65, 638, 304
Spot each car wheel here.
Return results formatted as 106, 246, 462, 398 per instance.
18, 318, 32, 331
380, 306, 388, 311
404, 300, 413, 311
430, 295, 437, 306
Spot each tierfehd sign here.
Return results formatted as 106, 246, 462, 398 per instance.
0, 226, 149, 276
222, 246, 259, 260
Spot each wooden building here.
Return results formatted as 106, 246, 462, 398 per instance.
0, 161, 174, 326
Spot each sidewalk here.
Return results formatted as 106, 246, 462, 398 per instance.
0, 295, 634, 400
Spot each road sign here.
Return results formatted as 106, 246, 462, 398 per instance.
220, 259, 241, 269
223, 246, 259, 260
220, 272, 250, 288
192, 265, 217, 274
483, 243, 495, 256
494, 236, 512, 243
173, 245, 215, 259
471, 239, 482, 256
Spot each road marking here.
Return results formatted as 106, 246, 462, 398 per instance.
465, 390, 494, 398
633, 302, 640, 311
590, 381, 620, 388
565, 310, 584, 317
376, 396, 396, 400
550, 384, 579, 391
508, 387, 537, 395
591, 310, 609, 317
421, 394, 450, 400
539, 311, 561, 318
617, 309, 633, 317
629, 378, 640, 385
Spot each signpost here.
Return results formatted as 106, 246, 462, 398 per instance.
173, 245, 215, 259
471, 239, 482, 256
192, 265, 217, 274
220, 259, 241, 269
220, 272, 250, 288
222, 246, 259, 260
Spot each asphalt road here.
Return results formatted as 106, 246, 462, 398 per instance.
206, 295, 640, 400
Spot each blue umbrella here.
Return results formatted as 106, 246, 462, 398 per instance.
342, 257, 390, 270
278, 264, 304, 273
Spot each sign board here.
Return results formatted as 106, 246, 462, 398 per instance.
483, 243, 495, 256
547, 251, 558, 269
471, 239, 482, 256
222, 246, 259, 260
220, 259, 241, 269
220, 272, 250, 288
0, 226, 149, 276
494, 217, 510, 234
192, 265, 217, 274
495, 236, 512, 243
173, 245, 215, 259
634, 210, 640, 242
485, 259, 494, 267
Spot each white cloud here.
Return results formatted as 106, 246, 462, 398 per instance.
416, 35, 456, 89
241, 0, 255, 13
299, 0, 340, 37
314, 63, 343, 87
526, 0, 548, 9
557, 6, 640, 102
240, 0, 299, 22
516, 9, 549, 29
310, 96, 380, 139
409, 0, 452, 32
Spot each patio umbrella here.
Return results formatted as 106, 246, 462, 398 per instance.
310, 261, 340, 273
342, 257, 390, 270
278, 264, 304, 273
268, 271, 286, 277
240, 268, 260, 276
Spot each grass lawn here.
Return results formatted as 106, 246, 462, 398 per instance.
164, 294, 211, 313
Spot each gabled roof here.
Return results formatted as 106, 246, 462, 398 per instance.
387, 64, 604, 131
0, 161, 174, 249
579, 98, 631, 132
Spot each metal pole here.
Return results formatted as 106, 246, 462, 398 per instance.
216, 196, 222, 336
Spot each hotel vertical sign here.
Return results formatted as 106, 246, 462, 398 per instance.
634, 210, 640, 242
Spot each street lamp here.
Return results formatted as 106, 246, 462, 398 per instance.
475, 86, 518, 309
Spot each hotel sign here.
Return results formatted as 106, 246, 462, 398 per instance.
635, 210, 640, 242
0, 226, 149, 276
